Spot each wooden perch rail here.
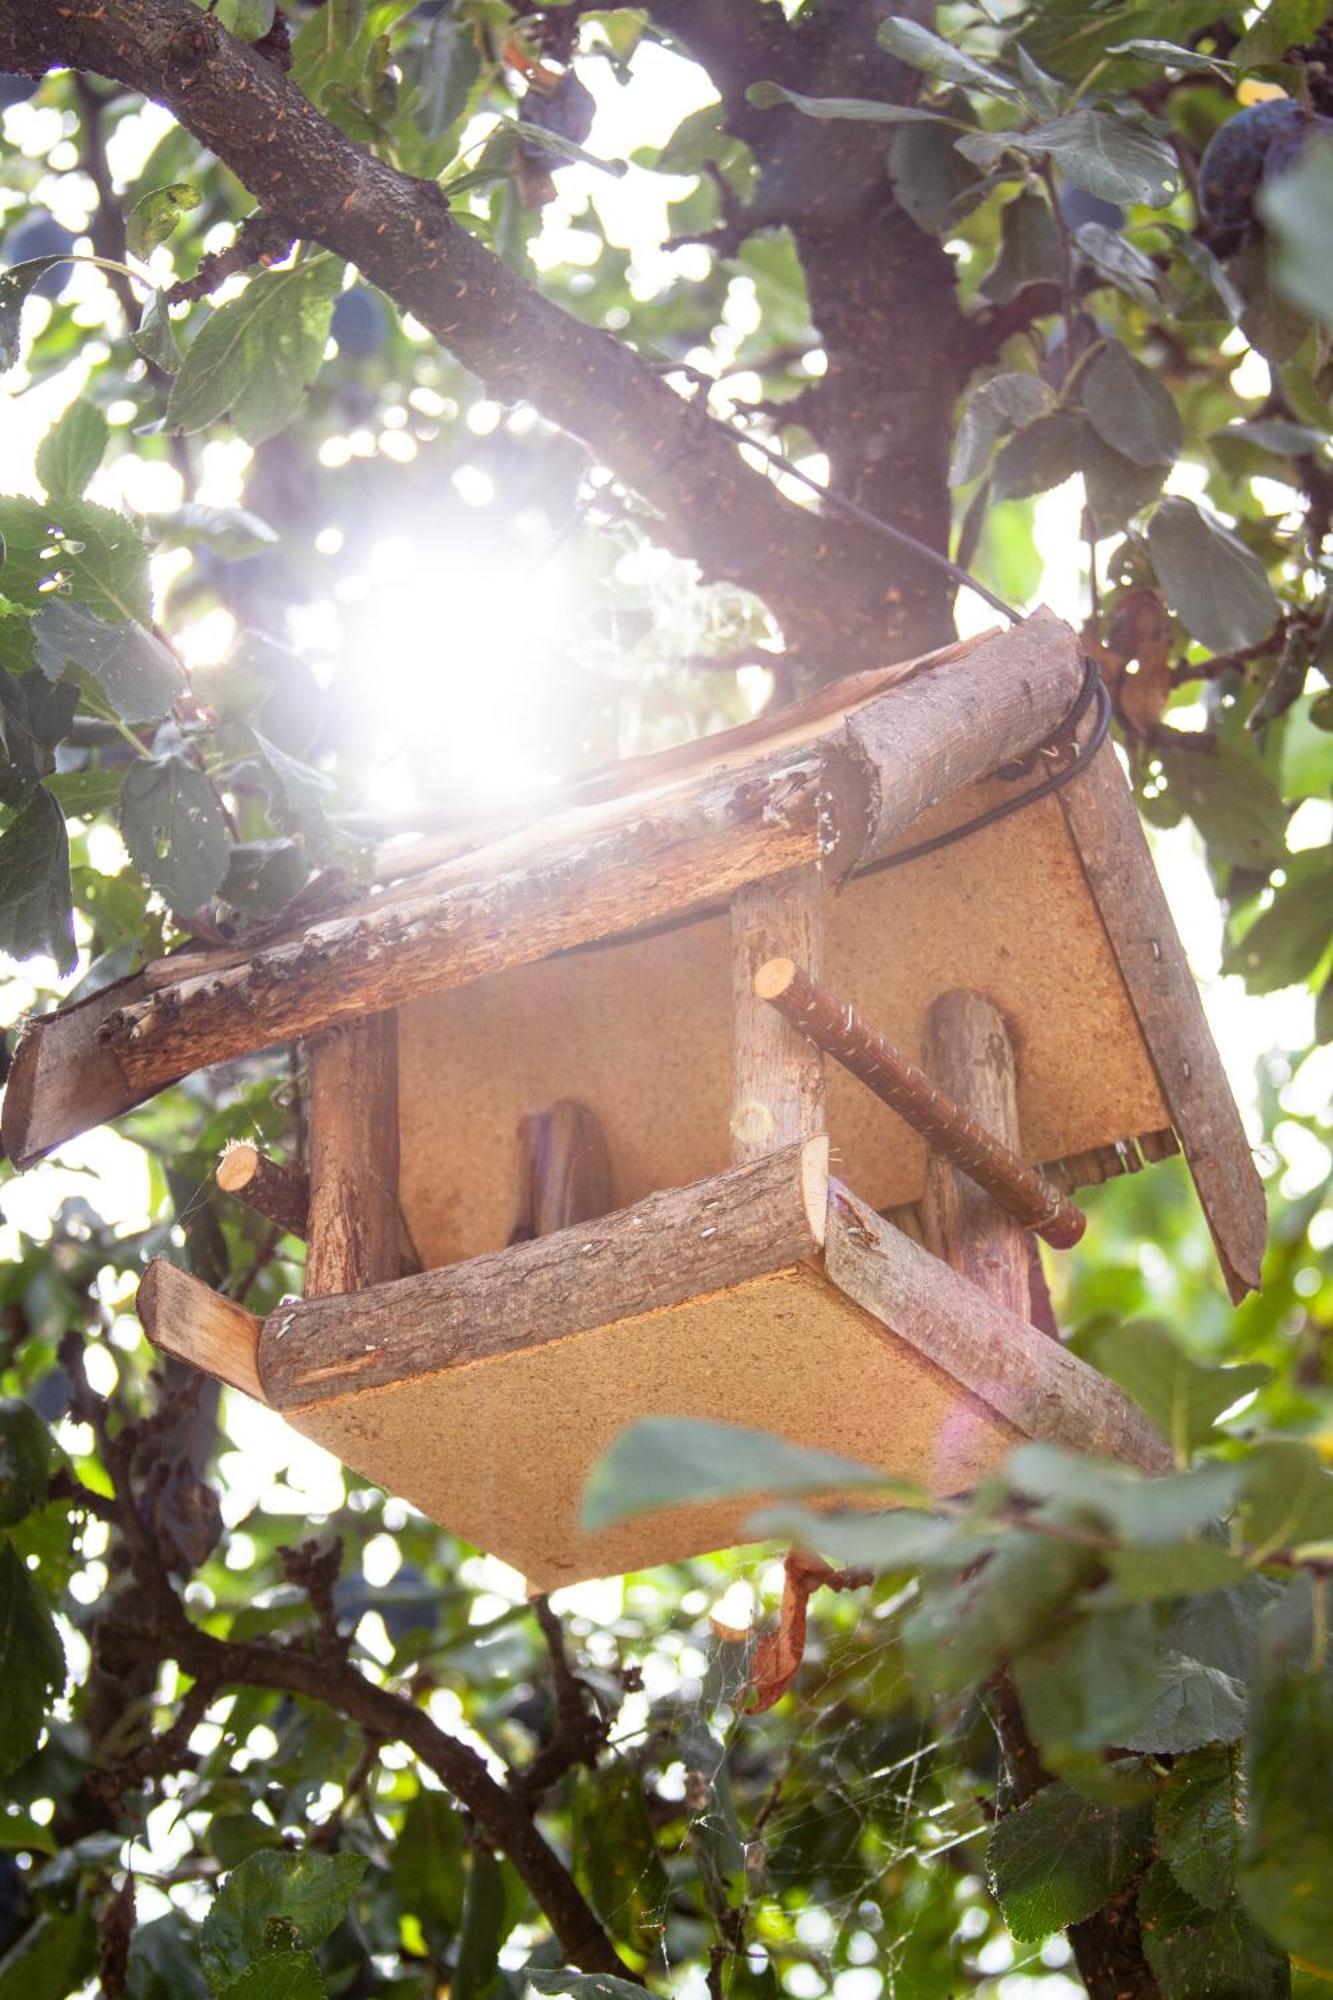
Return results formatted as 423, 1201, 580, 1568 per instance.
754, 959, 1086, 1250
216, 1142, 309, 1238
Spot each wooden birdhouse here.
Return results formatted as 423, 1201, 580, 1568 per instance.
3, 611, 1265, 1588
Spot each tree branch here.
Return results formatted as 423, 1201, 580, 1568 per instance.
59, 1329, 634, 1981
3, 0, 890, 661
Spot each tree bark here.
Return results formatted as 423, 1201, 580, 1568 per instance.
648, 0, 972, 659
731, 866, 826, 1162
0, 0, 944, 665
919, 992, 1161, 2000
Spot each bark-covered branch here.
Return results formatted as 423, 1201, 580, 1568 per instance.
58, 1332, 633, 1981
3, 0, 899, 663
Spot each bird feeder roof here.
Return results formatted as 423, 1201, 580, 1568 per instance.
3, 609, 1265, 1298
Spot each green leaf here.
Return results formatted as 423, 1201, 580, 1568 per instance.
950, 371, 1054, 487
1223, 866, 1333, 993
1240, 1621, 1333, 1964
1105, 1541, 1249, 1603
119, 756, 231, 915
0, 261, 68, 376
572, 1759, 670, 1954
1235, 0, 1328, 70
1238, 1441, 1333, 1555
0, 1536, 65, 1781
134, 288, 182, 374
745, 81, 963, 125
580, 1418, 885, 1532
35, 401, 109, 502
1074, 220, 1169, 309
1107, 38, 1235, 76
454, 1848, 507, 2000
888, 113, 987, 234
1022, 2, 1230, 84
126, 183, 202, 262
215, 0, 277, 38
200, 1850, 366, 1991
218, 1952, 326, 2000
1006, 1445, 1243, 1545
0, 496, 151, 624
146, 504, 278, 559
1085, 1320, 1272, 1458
1024, 108, 1179, 208
416, 16, 482, 141
1015, 1605, 1247, 1762
1157, 1746, 1243, 1911
389, 1790, 464, 1952
0, 785, 76, 974
167, 257, 345, 447
526, 1977, 650, 2000
904, 1522, 1096, 1698
1147, 497, 1282, 653
877, 17, 1020, 97
976, 189, 1061, 305
1140, 1863, 1291, 1997
32, 599, 184, 723
0, 1401, 51, 1529
1156, 736, 1290, 870
1082, 427, 1168, 533
743, 1502, 956, 1570
986, 1783, 1152, 1941
0, 1908, 97, 2000
1259, 136, 1333, 328
991, 410, 1089, 500
1082, 340, 1182, 467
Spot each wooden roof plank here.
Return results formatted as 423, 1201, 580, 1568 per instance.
825, 1182, 1173, 1473
1056, 735, 1267, 1301
138, 1258, 266, 1401
259, 1139, 830, 1408
3, 612, 1085, 1166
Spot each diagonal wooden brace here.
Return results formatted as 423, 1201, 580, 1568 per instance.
754, 957, 1086, 1250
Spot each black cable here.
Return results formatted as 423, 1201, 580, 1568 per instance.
860, 656, 1111, 878
720, 416, 1025, 627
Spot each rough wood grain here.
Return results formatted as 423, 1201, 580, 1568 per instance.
731, 866, 826, 1163
846, 609, 1084, 864
216, 1142, 309, 1239
757, 959, 1084, 1248
5, 613, 1089, 1169
920, 990, 1036, 1321
510, 1100, 613, 1242
1058, 736, 1266, 1300
826, 1186, 1173, 1473
1, 974, 150, 1171
260, 1139, 830, 1407
100, 749, 839, 1107
138, 1258, 265, 1401
305, 1014, 403, 1297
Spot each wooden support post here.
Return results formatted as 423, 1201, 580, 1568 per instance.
755, 959, 1084, 1249
731, 868, 825, 1164
919, 991, 1037, 1324
304, 1012, 404, 1297
216, 1142, 309, 1239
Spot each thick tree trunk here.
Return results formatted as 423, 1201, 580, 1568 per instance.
651, 0, 972, 662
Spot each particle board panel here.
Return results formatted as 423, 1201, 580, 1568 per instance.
266, 1262, 1021, 1589
399, 782, 1170, 1270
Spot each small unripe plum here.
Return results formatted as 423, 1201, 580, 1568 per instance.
0, 74, 38, 111
1200, 99, 1333, 234
4, 211, 78, 299
331, 284, 389, 358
